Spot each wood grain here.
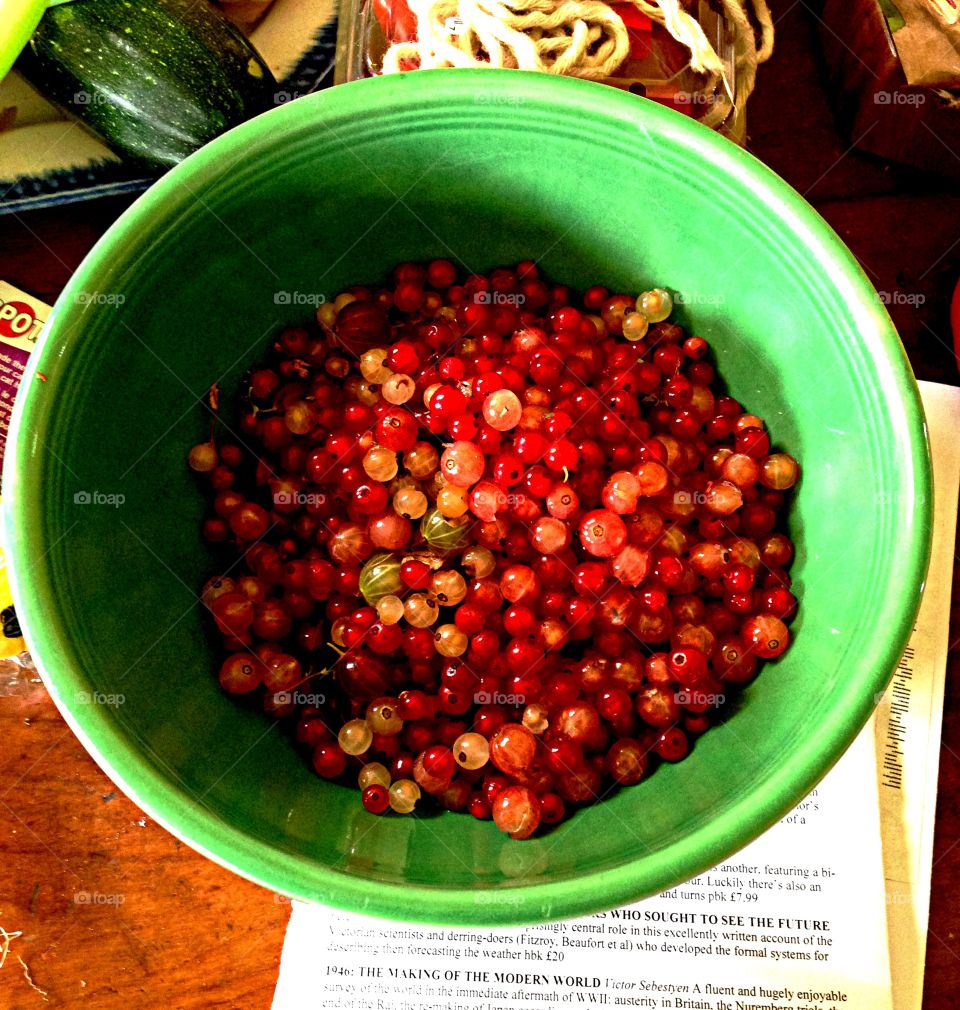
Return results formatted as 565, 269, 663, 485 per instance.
0, 5, 958, 1007
0, 672, 289, 1009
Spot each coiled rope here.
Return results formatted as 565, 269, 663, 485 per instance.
381, 0, 773, 128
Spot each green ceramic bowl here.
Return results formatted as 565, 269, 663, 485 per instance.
4, 70, 931, 925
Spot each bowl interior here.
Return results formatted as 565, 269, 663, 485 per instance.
4, 70, 930, 924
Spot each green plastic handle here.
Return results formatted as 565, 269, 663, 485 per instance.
0, 0, 73, 81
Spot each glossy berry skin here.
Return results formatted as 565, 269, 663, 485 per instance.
606, 739, 648, 785
597, 688, 632, 724
602, 471, 641, 515
198, 260, 800, 839
722, 563, 756, 593
483, 389, 523, 431
735, 427, 770, 459
545, 483, 579, 521
636, 685, 680, 728
313, 743, 347, 779
500, 565, 540, 604
453, 732, 490, 770
211, 593, 254, 636
362, 784, 390, 814
218, 654, 263, 694
400, 560, 432, 590
668, 646, 708, 686
610, 545, 650, 587
427, 259, 457, 289
573, 562, 608, 598
423, 744, 456, 782
376, 407, 418, 451
539, 793, 566, 824
468, 795, 492, 820
742, 614, 790, 658
430, 385, 468, 420
555, 704, 604, 750
441, 441, 486, 488
489, 723, 537, 775
229, 504, 269, 541
414, 746, 456, 794
760, 453, 800, 490
761, 588, 797, 620
492, 785, 542, 839
655, 727, 689, 762
578, 510, 628, 559
387, 340, 420, 374
530, 516, 571, 555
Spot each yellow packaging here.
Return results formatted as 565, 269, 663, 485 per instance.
0, 281, 49, 659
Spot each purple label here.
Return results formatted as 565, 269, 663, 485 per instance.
0, 341, 32, 480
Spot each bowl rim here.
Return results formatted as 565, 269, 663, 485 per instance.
3, 68, 933, 925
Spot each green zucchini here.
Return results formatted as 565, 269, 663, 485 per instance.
16, 0, 278, 170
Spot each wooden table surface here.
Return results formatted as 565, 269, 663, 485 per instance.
1, 6, 959, 1008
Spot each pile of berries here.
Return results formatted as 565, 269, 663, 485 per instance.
189, 259, 799, 839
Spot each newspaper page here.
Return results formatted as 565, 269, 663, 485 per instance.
274, 711, 893, 1010
876, 380, 960, 1010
